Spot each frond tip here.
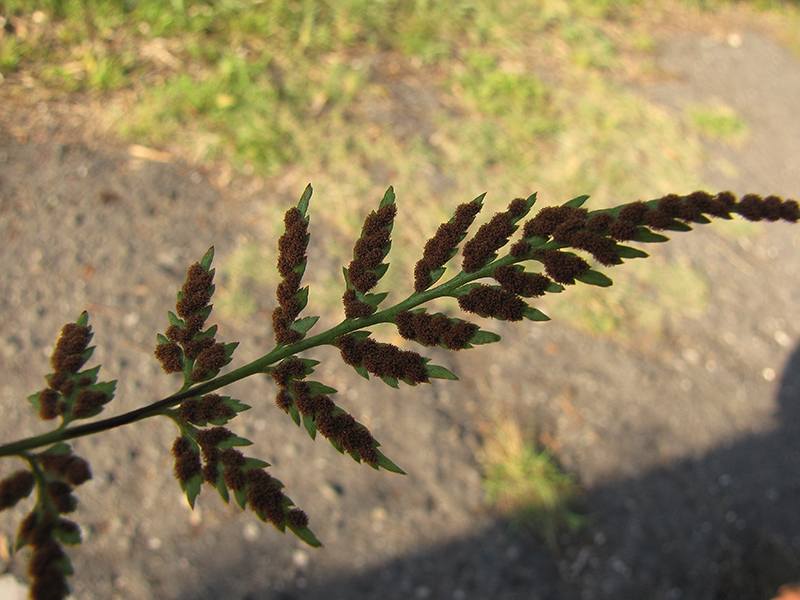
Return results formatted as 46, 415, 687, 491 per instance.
274, 187, 312, 345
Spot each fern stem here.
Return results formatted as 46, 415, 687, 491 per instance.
0, 233, 549, 458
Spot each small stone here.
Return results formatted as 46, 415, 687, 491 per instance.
775, 330, 792, 347
415, 585, 431, 599
243, 522, 259, 542
292, 549, 309, 569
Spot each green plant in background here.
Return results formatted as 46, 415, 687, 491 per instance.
0, 185, 797, 599
10, 0, 799, 317
0, 1, 743, 201
546, 256, 709, 337
688, 102, 749, 145
215, 243, 278, 321
480, 417, 587, 551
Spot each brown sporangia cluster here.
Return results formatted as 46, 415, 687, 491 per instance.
172, 427, 240, 488
343, 203, 397, 319
71, 389, 110, 419
50, 323, 91, 374
270, 357, 310, 389
14, 450, 93, 600
37, 320, 111, 421
246, 468, 308, 528
335, 334, 429, 384
155, 261, 227, 382
733, 193, 799, 222
461, 197, 528, 273
414, 200, 483, 292
196, 426, 233, 484
632, 191, 797, 227
493, 265, 552, 297
457, 285, 528, 321
37, 452, 92, 488
533, 250, 591, 285
273, 207, 310, 345
171, 437, 202, 484
270, 359, 379, 464
505, 191, 799, 291
395, 310, 478, 350
522, 191, 799, 261
40, 323, 89, 419
0, 470, 34, 510
179, 393, 236, 425
518, 204, 620, 267
219, 448, 247, 492
170, 428, 308, 528
17, 511, 78, 600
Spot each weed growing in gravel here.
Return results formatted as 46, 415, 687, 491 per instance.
0, 186, 797, 599
479, 417, 588, 551
687, 102, 750, 145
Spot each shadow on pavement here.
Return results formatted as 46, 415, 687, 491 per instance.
172, 340, 800, 600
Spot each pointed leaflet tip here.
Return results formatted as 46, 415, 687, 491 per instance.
469, 330, 502, 345
354, 364, 370, 380
302, 413, 317, 440
219, 434, 253, 448
181, 474, 203, 509
614, 245, 649, 259
289, 316, 320, 337
426, 364, 459, 381
575, 270, 613, 287
54, 520, 83, 546
27, 390, 43, 412
380, 376, 400, 389
634, 227, 670, 243
307, 381, 338, 395
298, 184, 313, 216
76, 311, 90, 327
288, 403, 301, 426
214, 471, 230, 504
376, 450, 406, 474
200, 247, 215, 271
563, 194, 590, 208
668, 220, 694, 232
233, 487, 248, 510
426, 266, 447, 288
523, 307, 550, 321
295, 286, 310, 312
380, 186, 396, 207
289, 523, 323, 548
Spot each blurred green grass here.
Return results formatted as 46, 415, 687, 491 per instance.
1, 0, 797, 327
543, 256, 710, 339
479, 416, 588, 551
687, 102, 750, 145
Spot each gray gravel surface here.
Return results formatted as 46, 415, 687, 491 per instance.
0, 30, 799, 600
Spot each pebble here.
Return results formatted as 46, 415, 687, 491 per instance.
415, 585, 432, 599
0, 574, 27, 600
243, 522, 259, 541
775, 330, 792, 347
292, 549, 309, 569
